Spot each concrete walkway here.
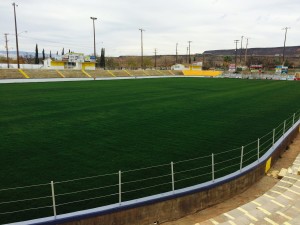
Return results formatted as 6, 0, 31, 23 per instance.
200, 154, 300, 225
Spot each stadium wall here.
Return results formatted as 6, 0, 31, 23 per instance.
18, 120, 299, 225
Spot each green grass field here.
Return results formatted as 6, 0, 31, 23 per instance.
0, 78, 300, 223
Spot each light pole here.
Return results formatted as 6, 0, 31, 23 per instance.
240, 36, 244, 63
154, 48, 157, 69
139, 28, 145, 69
175, 43, 178, 64
282, 27, 290, 65
12, 2, 20, 69
244, 37, 249, 65
4, 33, 10, 68
234, 40, 239, 72
188, 41, 192, 64
186, 47, 188, 63
90, 17, 97, 65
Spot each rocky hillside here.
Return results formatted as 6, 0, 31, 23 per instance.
203, 46, 300, 56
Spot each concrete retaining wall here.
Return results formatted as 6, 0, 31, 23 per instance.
56, 125, 299, 225
14, 122, 298, 225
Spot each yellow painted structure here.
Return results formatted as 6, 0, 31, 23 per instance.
168, 70, 175, 75
51, 61, 65, 67
56, 70, 65, 78
82, 62, 96, 70
189, 65, 202, 70
107, 70, 116, 77
124, 70, 132, 76
265, 157, 272, 173
81, 69, 92, 78
18, 69, 30, 78
183, 70, 222, 76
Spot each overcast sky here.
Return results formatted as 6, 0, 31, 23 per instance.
1, 0, 300, 57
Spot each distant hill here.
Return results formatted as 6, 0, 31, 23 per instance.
202, 46, 300, 56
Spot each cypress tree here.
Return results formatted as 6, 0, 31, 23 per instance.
62, 48, 64, 55
42, 49, 45, 60
35, 44, 39, 64
100, 48, 105, 69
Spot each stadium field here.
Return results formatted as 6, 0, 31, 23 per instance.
0, 78, 300, 223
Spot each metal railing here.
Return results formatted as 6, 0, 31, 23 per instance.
1, 111, 299, 224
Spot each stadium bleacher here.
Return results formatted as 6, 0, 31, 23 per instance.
0, 69, 184, 79
201, 154, 300, 225
0, 69, 24, 79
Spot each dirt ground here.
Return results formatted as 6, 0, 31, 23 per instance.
162, 131, 300, 225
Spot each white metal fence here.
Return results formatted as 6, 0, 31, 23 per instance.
1, 111, 300, 224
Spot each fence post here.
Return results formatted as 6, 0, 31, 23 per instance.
212, 153, 215, 182
51, 181, 57, 218
257, 138, 260, 162
171, 162, 175, 192
293, 113, 295, 125
283, 120, 286, 136
240, 146, 244, 171
273, 129, 275, 146
119, 171, 122, 205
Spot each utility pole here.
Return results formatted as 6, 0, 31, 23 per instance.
240, 36, 244, 63
4, 33, 10, 68
282, 27, 290, 65
186, 47, 188, 63
12, 2, 20, 69
244, 37, 249, 65
188, 41, 192, 64
139, 28, 145, 69
234, 40, 239, 72
154, 48, 157, 68
90, 17, 97, 66
175, 43, 178, 64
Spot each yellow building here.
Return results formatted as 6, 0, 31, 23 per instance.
43, 53, 96, 70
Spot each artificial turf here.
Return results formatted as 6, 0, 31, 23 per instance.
0, 78, 299, 223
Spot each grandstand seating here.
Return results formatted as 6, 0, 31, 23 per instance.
108, 70, 130, 77
0, 69, 23, 79
201, 154, 300, 225
170, 70, 184, 75
88, 70, 116, 78
0, 69, 184, 79
58, 70, 86, 78
22, 69, 61, 78
146, 70, 163, 76
128, 70, 148, 76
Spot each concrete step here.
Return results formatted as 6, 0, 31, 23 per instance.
200, 154, 300, 225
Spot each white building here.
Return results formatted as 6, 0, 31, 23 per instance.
43, 53, 96, 70
171, 64, 186, 70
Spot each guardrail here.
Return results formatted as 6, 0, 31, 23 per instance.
1, 111, 300, 224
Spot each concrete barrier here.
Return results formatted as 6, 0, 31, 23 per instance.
13, 120, 299, 225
